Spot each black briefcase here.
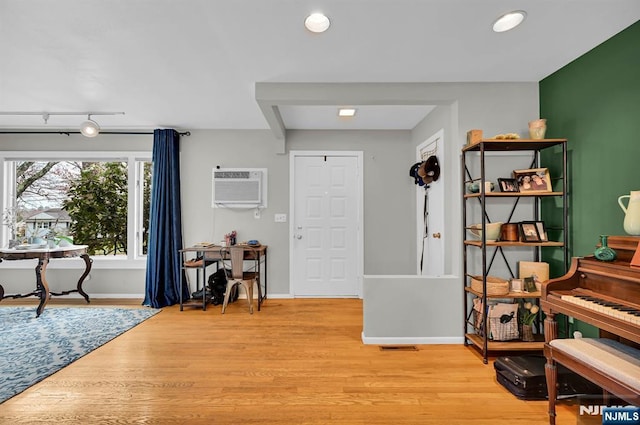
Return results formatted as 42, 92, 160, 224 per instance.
494, 355, 601, 400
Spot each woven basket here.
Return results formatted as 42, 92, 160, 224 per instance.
470, 276, 509, 296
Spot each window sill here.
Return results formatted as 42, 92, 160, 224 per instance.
0, 257, 147, 270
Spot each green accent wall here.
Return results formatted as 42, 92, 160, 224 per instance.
540, 20, 640, 338
540, 21, 640, 260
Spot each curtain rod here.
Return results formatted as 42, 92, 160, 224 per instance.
0, 130, 191, 136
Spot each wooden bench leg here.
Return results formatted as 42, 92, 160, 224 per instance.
545, 355, 558, 425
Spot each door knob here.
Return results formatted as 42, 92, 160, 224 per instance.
295, 235, 303, 240
432, 232, 441, 239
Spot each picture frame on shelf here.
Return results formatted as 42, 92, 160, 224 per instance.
519, 261, 550, 282
523, 276, 538, 293
535, 221, 548, 242
510, 278, 523, 292
513, 168, 552, 192
519, 221, 542, 242
498, 178, 519, 192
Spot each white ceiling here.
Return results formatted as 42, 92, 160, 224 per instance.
278, 105, 437, 130
0, 1, 638, 134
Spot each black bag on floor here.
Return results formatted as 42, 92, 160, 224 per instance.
208, 268, 237, 306
494, 355, 601, 400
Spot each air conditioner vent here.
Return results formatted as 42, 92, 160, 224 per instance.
212, 168, 267, 209
214, 171, 251, 179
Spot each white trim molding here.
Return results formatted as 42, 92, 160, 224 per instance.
361, 334, 465, 345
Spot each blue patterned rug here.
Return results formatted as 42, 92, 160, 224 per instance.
0, 306, 160, 403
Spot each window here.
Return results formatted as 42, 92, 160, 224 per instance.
2, 152, 151, 265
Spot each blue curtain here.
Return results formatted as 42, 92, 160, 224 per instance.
143, 129, 188, 308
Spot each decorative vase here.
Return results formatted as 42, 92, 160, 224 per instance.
528, 119, 547, 140
618, 190, 640, 235
594, 235, 617, 262
29, 236, 44, 245
521, 324, 535, 342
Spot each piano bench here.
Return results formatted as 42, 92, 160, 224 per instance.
544, 338, 640, 425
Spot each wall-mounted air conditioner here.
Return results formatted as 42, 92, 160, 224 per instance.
212, 168, 267, 208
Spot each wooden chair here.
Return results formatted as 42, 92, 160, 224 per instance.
219, 246, 261, 314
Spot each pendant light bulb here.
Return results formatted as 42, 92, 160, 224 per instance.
80, 116, 100, 137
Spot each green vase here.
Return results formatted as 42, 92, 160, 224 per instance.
594, 235, 617, 262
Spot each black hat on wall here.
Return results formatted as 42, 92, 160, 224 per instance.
418, 155, 440, 184
409, 155, 440, 186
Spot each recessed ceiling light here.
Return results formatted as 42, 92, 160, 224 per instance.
305, 13, 330, 33
492, 10, 527, 33
338, 108, 356, 117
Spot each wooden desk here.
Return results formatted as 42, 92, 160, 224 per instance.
0, 245, 92, 317
180, 244, 267, 310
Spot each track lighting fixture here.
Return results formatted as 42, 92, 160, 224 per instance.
0, 111, 124, 137
80, 115, 100, 137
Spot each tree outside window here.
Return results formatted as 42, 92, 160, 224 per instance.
8, 158, 151, 257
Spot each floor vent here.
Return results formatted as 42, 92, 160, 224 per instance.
379, 345, 418, 351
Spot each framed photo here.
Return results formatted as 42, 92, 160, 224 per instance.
510, 278, 523, 292
512, 168, 552, 192
523, 276, 537, 293
498, 178, 519, 193
535, 221, 548, 242
519, 221, 541, 242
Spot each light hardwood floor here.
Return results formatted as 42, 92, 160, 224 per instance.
0, 298, 580, 424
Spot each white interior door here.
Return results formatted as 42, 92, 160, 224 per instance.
291, 154, 361, 296
417, 130, 445, 276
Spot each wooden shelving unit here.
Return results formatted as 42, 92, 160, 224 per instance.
464, 192, 563, 199
461, 137, 569, 363
464, 287, 541, 299
464, 240, 564, 248
179, 248, 219, 311
465, 333, 545, 351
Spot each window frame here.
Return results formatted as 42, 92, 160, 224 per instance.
0, 151, 151, 270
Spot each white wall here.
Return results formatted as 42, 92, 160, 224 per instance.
0, 82, 539, 307
362, 82, 540, 343
362, 275, 463, 344
286, 129, 415, 275
181, 129, 415, 296
0, 129, 415, 298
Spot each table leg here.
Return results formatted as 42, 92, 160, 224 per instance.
48, 254, 92, 304
76, 253, 92, 303
263, 252, 267, 301
35, 258, 50, 318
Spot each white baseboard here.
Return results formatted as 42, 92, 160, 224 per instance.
85, 293, 146, 299
85, 292, 293, 299
260, 293, 294, 299
361, 332, 464, 345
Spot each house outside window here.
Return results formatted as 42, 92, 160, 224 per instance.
25, 208, 71, 236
